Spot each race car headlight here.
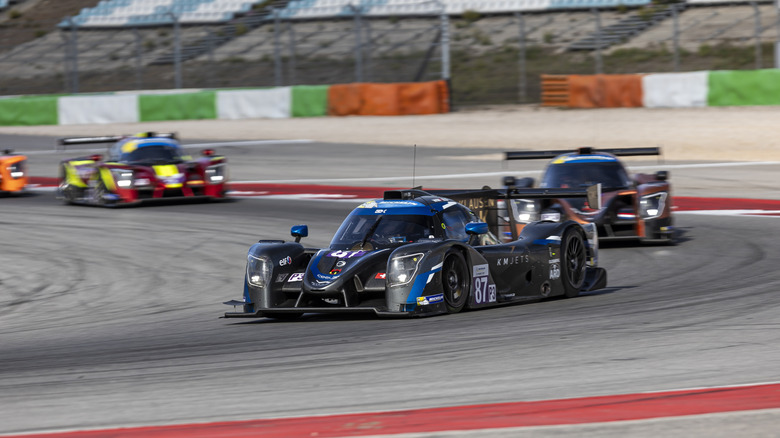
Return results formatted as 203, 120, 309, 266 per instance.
640, 192, 668, 219
388, 253, 424, 286
205, 164, 227, 183
246, 254, 273, 288
8, 160, 25, 179
111, 169, 134, 188
514, 199, 540, 223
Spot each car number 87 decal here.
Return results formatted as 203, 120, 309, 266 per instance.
472, 264, 496, 304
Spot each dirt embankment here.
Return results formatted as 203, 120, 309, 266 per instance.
2, 105, 780, 162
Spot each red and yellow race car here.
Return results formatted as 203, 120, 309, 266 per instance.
57, 132, 228, 206
504, 147, 673, 243
1, 149, 27, 194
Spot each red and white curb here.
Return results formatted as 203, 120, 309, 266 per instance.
2, 382, 780, 438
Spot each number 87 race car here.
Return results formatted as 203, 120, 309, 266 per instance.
57, 132, 228, 206
224, 187, 607, 320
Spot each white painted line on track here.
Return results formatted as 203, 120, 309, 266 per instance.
239, 161, 780, 184
628, 161, 780, 170
21, 139, 314, 155
677, 210, 780, 217
238, 170, 539, 184
188, 139, 314, 148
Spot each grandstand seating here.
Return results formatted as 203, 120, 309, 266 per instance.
276, 0, 654, 19
59, 0, 683, 27
60, 0, 256, 27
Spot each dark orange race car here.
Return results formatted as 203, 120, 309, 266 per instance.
0, 149, 28, 195
503, 147, 673, 244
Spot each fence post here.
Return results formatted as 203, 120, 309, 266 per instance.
776, 0, 780, 68
672, 4, 680, 72
351, 5, 364, 83
364, 18, 373, 82
287, 21, 297, 85
752, 1, 762, 69
134, 27, 143, 89
515, 11, 527, 103
166, 11, 182, 89
440, 9, 450, 81
593, 8, 603, 75
68, 16, 79, 93
207, 29, 216, 88
273, 8, 282, 86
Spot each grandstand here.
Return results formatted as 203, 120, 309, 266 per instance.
1, 0, 778, 102
61, 0, 258, 27
60, 0, 660, 26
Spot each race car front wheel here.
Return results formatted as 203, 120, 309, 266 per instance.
561, 227, 586, 298
442, 249, 469, 313
92, 180, 109, 206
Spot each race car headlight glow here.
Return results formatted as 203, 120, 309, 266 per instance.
388, 253, 424, 286
205, 164, 227, 183
246, 254, 273, 288
514, 199, 540, 223
8, 160, 25, 179
111, 169, 134, 188
640, 192, 668, 219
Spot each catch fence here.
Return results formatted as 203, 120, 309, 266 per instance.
1, 1, 779, 105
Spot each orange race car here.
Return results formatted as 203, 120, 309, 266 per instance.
0, 149, 28, 194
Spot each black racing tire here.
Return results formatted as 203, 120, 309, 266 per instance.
58, 166, 76, 204
264, 312, 303, 321
441, 249, 470, 313
92, 179, 108, 206
561, 227, 587, 298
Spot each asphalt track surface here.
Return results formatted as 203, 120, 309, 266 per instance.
2, 134, 780, 436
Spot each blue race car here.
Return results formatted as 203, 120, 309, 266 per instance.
224, 188, 607, 319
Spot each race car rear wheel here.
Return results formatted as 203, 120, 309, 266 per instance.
561, 227, 586, 298
442, 250, 469, 313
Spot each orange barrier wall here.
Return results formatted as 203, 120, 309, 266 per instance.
542, 74, 643, 108
568, 74, 643, 108
541, 75, 570, 107
327, 80, 449, 116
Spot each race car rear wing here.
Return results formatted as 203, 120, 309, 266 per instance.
57, 132, 177, 149
505, 146, 661, 161
429, 183, 601, 241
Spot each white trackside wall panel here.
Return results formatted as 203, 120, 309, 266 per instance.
642, 71, 709, 108
216, 88, 292, 120
58, 94, 139, 125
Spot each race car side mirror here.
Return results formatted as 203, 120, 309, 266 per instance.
291, 224, 308, 243
90, 154, 103, 162
655, 170, 669, 181
465, 222, 488, 235
201, 149, 215, 156
466, 222, 488, 246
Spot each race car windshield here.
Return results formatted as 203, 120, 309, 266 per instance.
330, 213, 436, 250
120, 145, 184, 164
541, 161, 630, 190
